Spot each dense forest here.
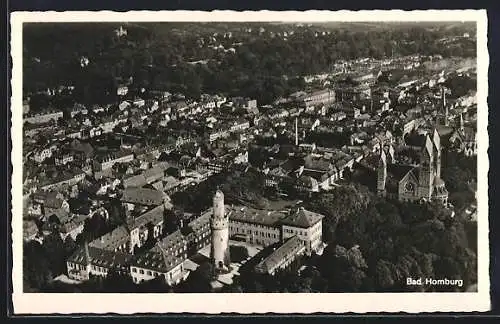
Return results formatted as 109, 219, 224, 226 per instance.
23, 22, 476, 107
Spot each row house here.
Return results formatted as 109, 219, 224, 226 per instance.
128, 205, 166, 253
92, 150, 135, 171
330, 111, 347, 122
55, 150, 75, 166
175, 135, 195, 147
99, 117, 122, 133
33, 144, 58, 163
128, 210, 211, 285
39, 169, 86, 191
67, 245, 133, 281
268, 108, 290, 120
80, 126, 103, 139
117, 85, 129, 96
91, 105, 106, 114
300, 89, 336, 110
149, 90, 172, 101
24, 110, 64, 125
200, 99, 217, 110
65, 128, 82, 139
229, 119, 250, 133
133, 98, 146, 108
130, 246, 187, 286
119, 101, 131, 111
58, 214, 87, 241
70, 104, 89, 118
184, 210, 211, 252
208, 128, 230, 143
89, 225, 130, 253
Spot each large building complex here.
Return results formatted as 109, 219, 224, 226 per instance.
376, 129, 449, 204
227, 204, 324, 255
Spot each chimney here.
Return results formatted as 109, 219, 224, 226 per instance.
295, 117, 299, 146
442, 87, 449, 126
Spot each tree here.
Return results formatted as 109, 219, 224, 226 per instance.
23, 241, 53, 291
179, 261, 214, 293
43, 230, 67, 276
317, 244, 368, 292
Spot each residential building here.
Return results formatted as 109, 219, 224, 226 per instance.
24, 110, 63, 124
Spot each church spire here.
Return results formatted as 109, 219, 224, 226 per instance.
385, 143, 395, 164
442, 86, 449, 126
377, 149, 387, 196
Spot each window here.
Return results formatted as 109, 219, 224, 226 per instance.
132, 267, 137, 273
139, 269, 144, 274
147, 271, 152, 276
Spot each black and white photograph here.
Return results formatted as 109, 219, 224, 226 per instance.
10, 10, 489, 314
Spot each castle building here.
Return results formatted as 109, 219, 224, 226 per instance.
210, 190, 231, 271
376, 129, 448, 204
227, 205, 324, 255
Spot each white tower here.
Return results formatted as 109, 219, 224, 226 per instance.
210, 190, 230, 272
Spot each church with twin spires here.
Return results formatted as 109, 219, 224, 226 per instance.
376, 128, 449, 205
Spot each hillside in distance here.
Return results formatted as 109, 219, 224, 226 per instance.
23, 21, 476, 106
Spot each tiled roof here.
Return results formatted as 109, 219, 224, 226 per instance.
89, 225, 129, 251
68, 246, 132, 271
280, 207, 324, 229
59, 214, 87, 233
157, 230, 188, 253
187, 211, 211, 235
296, 175, 318, 188
35, 191, 63, 209
228, 205, 288, 226
123, 174, 148, 188
302, 169, 329, 182
121, 187, 164, 206
143, 166, 167, 182
130, 205, 165, 229
131, 246, 184, 273
47, 208, 71, 223
255, 236, 305, 274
